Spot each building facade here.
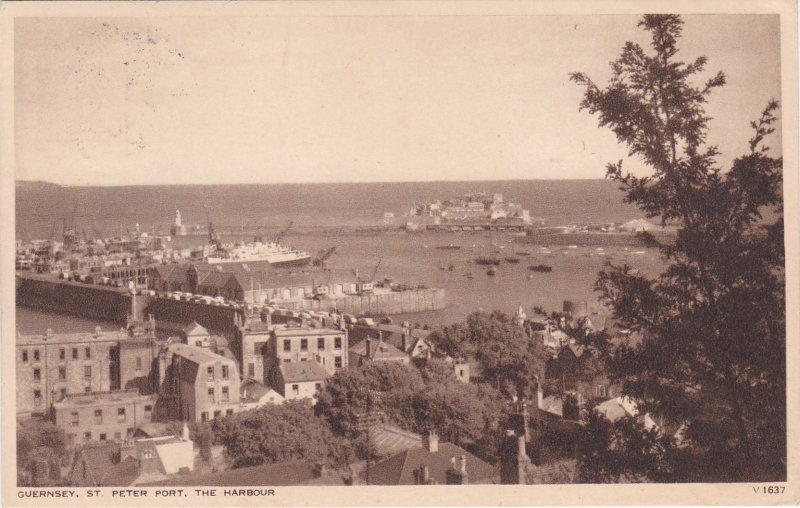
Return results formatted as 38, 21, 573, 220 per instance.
267, 321, 348, 376
159, 343, 241, 422
16, 327, 157, 417
53, 389, 158, 446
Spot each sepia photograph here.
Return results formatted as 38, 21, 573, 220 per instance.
2, 1, 797, 506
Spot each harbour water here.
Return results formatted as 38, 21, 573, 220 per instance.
15, 179, 663, 333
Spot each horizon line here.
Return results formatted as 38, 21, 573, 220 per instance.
16, 176, 616, 188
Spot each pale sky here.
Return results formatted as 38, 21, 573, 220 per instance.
14, 14, 781, 186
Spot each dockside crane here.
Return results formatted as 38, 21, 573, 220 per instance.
356, 258, 382, 293
273, 220, 294, 244
313, 246, 337, 268
205, 209, 223, 251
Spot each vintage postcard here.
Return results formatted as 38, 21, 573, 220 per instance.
1, 0, 798, 506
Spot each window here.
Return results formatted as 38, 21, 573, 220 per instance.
292, 384, 300, 396
208, 387, 214, 400
201, 412, 209, 422
300, 339, 308, 351
72, 348, 78, 360
283, 358, 291, 363
207, 366, 214, 382
59, 367, 66, 381
221, 386, 229, 402
60, 348, 66, 361
318, 338, 325, 350
226, 409, 234, 416
71, 412, 79, 426
196, 341, 202, 347
334, 337, 342, 350
33, 390, 42, 406
334, 356, 342, 369
84, 432, 92, 440
136, 357, 142, 370
315, 383, 322, 392
33, 368, 41, 382
144, 404, 152, 415
84, 366, 92, 378
22, 350, 28, 362
85, 347, 91, 359
114, 432, 122, 440
60, 388, 67, 400
248, 363, 254, 377
33, 349, 40, 362
222, 365, 229, 379
99, 433, 107, 441
94, 409, 103, 424
117, 408, 126, 423
301, 358, 307, 362
84, 387, 91, 393
214, 410, 221, 419
283, 339, 291, 352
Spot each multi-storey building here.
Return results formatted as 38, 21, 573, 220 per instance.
158, 343, 241, 422
233, 312, 274, 384
16, 324, 157, 418
53, 389, 157, 447
267, 321, 348, 376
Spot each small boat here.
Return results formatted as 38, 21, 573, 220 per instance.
465, 272, 474, 279
436, 244, 461, 250
439, 265, 447, 270
475, 256, 501, 266
504, 257, 520, 263
448, 264, 455, 271
516, 250, 531, 256
487, 266, 497, 276
529, 264, 553, 272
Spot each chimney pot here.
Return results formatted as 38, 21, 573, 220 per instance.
424, 430, 439, 452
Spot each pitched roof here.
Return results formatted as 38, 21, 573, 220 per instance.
182, 321, 209, 337
370, 425, 423, 458
279, 361, 329, 383
72, 443, 143, 487
366, 442, 498, 485
140, 461, 320, 486
349, 339, 408, 361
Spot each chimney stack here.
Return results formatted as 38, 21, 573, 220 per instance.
446, 455, 469, 485
365, 338, 372, 358
423, 430, 439, 453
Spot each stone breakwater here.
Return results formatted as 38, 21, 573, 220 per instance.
16, 275, 446, 334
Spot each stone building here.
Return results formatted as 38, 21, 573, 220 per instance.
348, 338, 410, 367
53, 389, 157, 447
267, 321, 348, 375
157, 343, 241, 422
273, 361, 329, 404
16, 323, 157, 418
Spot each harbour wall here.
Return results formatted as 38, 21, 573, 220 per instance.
16, 275, 147, 324
16, 275, 446, 334
274, 288, 446, 315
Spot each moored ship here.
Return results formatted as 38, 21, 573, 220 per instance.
206, 241, 311, 267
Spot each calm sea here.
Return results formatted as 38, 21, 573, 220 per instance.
15, 179, 660, 332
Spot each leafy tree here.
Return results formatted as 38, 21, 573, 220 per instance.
570, 14, 784, 481
317, 360, 508, 463
428, 311, 548, 399
17, 419, 66, 486
212, 400, 352, 469
315, 362, 426, 437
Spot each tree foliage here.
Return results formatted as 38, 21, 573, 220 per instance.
212, 400, 353, 469
570, 15, 785, 481
316, 361, 508, 461
17, 419, 67, 486
428, 310, 549, 399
